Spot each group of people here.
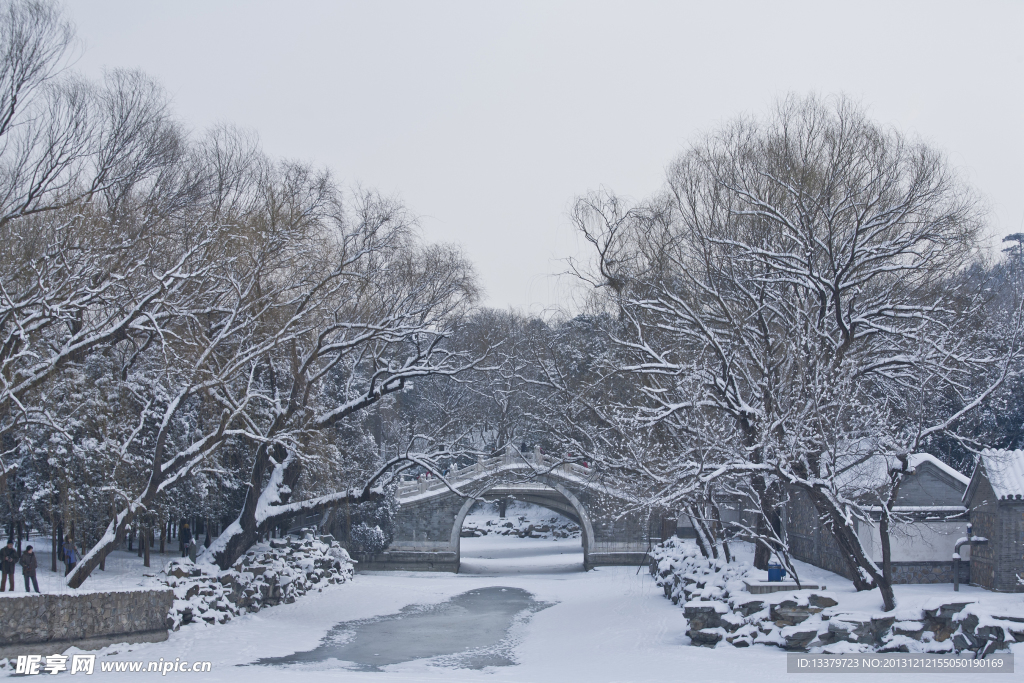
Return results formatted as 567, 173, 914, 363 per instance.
0, 534, 81, 593
0, 524, 197, 593
0, 540, 39, 592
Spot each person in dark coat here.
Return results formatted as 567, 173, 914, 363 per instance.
62, 536, 78, 577
20, 545, 39, 592
0, 540, 17, 591
180, 523, 192, 558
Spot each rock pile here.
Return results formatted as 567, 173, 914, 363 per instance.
651, 539, 1024, 655
162, 532, 354, 630
461, 514, 580, 539
946, 604, 1024, 656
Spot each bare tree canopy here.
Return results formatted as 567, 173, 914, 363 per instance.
0, 1, 482, 588
574, 94, 1021, 611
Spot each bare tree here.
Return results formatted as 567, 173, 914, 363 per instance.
0, 2, 182, 489
58, 136, 480, 584
0, 2, 487, 582
203, 191, 480, 569
575, 94, 1020, 611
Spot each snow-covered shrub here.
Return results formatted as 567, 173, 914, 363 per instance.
350, 523, 387, 554
343, 494, 397, 554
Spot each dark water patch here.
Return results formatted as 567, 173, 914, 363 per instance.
252, 586, 553, 671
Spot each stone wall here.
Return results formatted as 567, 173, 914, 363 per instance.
357, 492, 466, 571
785, 488, 972, 585
785, 488, 856, 581
984, 499, 1024, 593
889, 560, 970, 585
0, 589, 172, 656
966, 475, 1024, 593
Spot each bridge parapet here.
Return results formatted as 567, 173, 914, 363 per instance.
396, 454, 595, 500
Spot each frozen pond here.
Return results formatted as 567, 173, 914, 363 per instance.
254, 586, 553, 671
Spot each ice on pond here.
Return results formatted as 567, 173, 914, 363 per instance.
253, 586, 554, 671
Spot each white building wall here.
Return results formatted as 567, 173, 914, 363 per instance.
856, 519, 970, 563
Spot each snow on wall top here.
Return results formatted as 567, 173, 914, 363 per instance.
975, 449, 1024, 500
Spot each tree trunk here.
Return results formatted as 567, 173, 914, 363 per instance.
50, 524, 57, 572
698, 516, 718, 559
804, 485, 893, 607
143, 524, 151, 568
208, 448, 388, 570
66, 505, 141, 588
208, 442, 282, 569
751, 475, 773, 570
685, 505, 714, 559
710, 504, 731, 563
877, 512, 896, 611
876, 470, 905, 612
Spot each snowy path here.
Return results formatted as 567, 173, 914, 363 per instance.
41, 534, 1012, 683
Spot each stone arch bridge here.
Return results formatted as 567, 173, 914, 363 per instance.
354, 451, 656, 572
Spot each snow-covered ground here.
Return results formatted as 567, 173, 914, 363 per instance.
4, 505, 1022, 681
459, 535, 584, 575
0, 546, 170, 595
33, 538, 1018, 683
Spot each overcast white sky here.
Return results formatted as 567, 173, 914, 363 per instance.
69, 1, 1023, 313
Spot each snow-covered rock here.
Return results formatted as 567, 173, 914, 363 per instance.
460, 501, 580, 540
650, 538, 1024, 655
161, 532, 354, 630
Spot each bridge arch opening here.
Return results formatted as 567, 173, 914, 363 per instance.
450, 478, 596, 572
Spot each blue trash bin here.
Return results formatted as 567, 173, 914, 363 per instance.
767, 564, 786, 582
